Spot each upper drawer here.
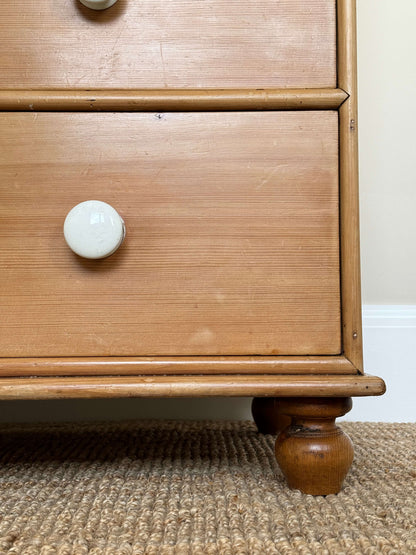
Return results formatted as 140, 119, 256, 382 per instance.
0, 0, 336, 89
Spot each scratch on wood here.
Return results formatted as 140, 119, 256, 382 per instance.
159, 42, 168, 88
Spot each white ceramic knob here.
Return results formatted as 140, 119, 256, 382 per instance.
79, 0, 118, 10
64, 200, 126, 259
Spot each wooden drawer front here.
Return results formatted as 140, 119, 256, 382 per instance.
0, 112, 340, 357
0, 0, 336, 89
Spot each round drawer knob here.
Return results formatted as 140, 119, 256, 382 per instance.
64, 200, 126, 259
79, 0, 118, 10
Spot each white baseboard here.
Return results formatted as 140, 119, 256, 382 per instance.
342, 305, 416, 422
362, 305, 416, 328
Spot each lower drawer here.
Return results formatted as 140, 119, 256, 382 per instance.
0, 111, 340, 357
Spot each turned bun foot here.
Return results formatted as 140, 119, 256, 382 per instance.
251, 397, 292, 434
275, 397, 353, 495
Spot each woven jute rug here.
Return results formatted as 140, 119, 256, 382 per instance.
0, 420, 415, 554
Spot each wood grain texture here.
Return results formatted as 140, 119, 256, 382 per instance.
275, 397, 354, 494
338, 0, 363, 371
0, 89, 348, 112
0, 356, 356, 377
0, 0, 336, 89
0, 111, 341, 357
0, 375, 386, 400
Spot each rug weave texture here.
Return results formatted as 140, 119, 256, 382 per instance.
0, 421, 415, 554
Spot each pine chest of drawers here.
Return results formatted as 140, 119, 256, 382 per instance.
0, 0, 385, 494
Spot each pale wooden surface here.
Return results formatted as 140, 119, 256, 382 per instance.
0, 111, 340, 357
0, 374, 386, 400
0, 0, 336, 89
0, 89, 348, 112
0, 356, 356, 377
338, 0, 364, 371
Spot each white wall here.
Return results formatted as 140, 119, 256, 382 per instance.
357, 0, 416, 304
1, 1, 414, 423
350, 0, 416, 421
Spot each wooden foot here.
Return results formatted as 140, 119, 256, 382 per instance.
274, 397, 353, 495
251, 397, 292, 434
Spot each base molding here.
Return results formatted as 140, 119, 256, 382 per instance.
0, 374, 385, 400
0, 356, 356, 377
